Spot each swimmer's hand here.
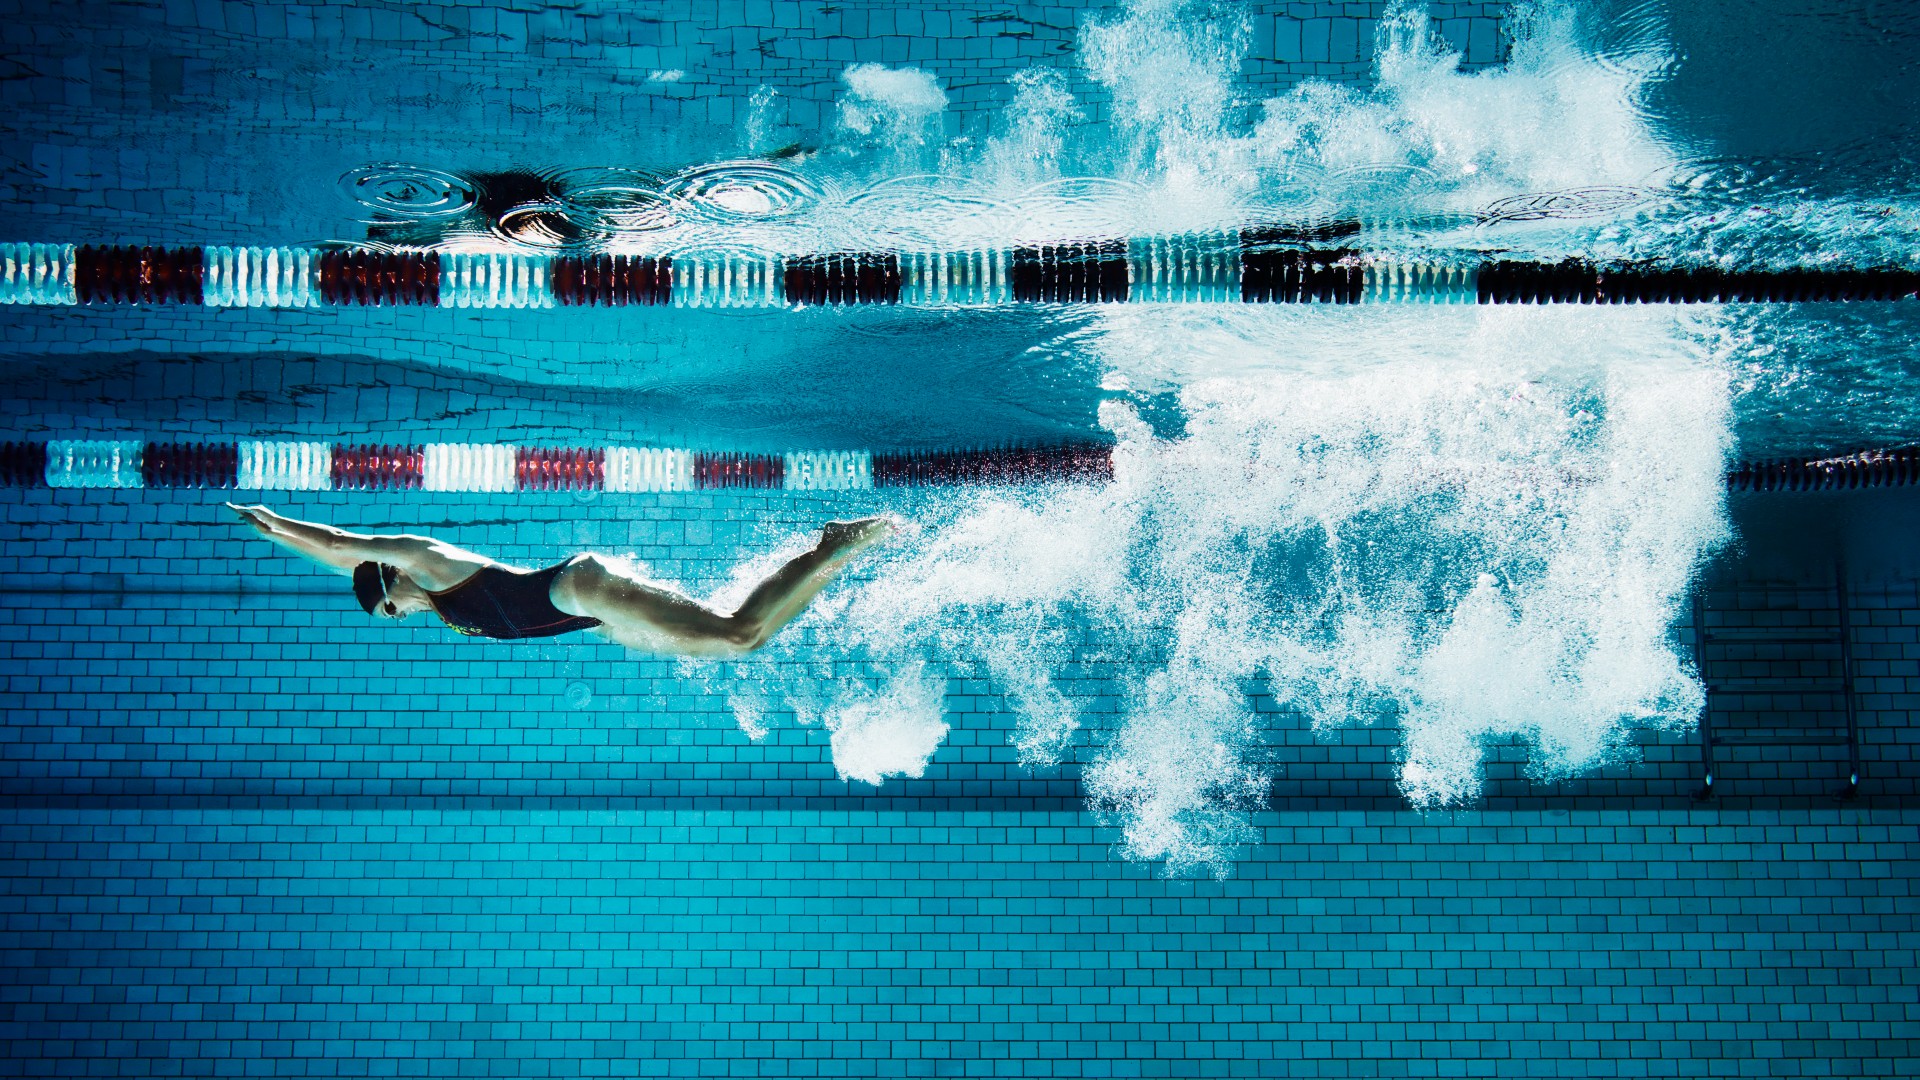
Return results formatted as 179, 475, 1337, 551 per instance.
226, 503, 279, 536
815, 516, 899, 564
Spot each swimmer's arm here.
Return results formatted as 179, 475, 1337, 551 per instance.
226, 504, 484, 586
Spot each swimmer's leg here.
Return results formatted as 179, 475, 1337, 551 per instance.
551, 518, 894, 657
551, 555, 746, 657
726, 517, 895, 647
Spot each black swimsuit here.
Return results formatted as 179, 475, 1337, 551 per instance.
426, 560, 602, 640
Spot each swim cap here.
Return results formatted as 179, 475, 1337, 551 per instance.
352, 562, 399, 614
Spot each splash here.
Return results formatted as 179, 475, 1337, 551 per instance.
805, 0, 1679, 244
734, 306, 1727, 875
699, 2, 1729, 876
983, 69, 1084, 184
1252, 2, 1677, 213
813, 664, 951, 785
1080, 0, 1248, 186
836, 64, 950, 149
387, 3, 1690, 259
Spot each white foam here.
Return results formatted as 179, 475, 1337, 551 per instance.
792, 0, 1676, 251
1081, 0, 1245, 186
1252, 2, 1677, 213
820, 666, 951, 785
836, 63, 950, 148
719, 306, 1727, 874
730, 696, 771, 743
983, 68, 1083, 184
704, 1, 1726, 875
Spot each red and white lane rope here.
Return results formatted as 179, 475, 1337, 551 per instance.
0, 439, 1114, 492
0, 438, 1913, 494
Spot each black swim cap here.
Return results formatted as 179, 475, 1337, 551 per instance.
352, 562, 399, 614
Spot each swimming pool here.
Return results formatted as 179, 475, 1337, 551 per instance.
2, 0, 1918, 1076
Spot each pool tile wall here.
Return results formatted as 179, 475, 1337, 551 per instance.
0, 482, 1917, 1077
2, 805, 1914, 1079
2, 486, 1917, 812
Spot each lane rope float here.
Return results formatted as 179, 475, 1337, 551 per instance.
0, 438, 1911, 494
0, 439, 1114, 492
5, 238, 1917, 309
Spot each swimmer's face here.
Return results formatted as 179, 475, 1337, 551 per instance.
375, 573, 432, 618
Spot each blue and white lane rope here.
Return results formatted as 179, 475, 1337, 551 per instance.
4, 238, 1915, 308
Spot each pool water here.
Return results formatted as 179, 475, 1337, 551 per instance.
2, 1, 1918, 1076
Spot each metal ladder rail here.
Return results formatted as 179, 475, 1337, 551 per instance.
1691, 572, 1860, 800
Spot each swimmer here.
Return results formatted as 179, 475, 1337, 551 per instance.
226, 503, 894, 657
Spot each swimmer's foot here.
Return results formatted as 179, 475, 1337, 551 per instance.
816, 516, 896, 565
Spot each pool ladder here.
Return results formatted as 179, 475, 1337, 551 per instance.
1690, 568, 1861, 801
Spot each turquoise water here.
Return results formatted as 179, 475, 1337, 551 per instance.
2, 1, 1918, 1076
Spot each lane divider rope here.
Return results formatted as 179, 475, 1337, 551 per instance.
1723, 447, 1920, 493
0, 440, 1112, 491
3, 238, 1915, 308
0, 439, 1909, 494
